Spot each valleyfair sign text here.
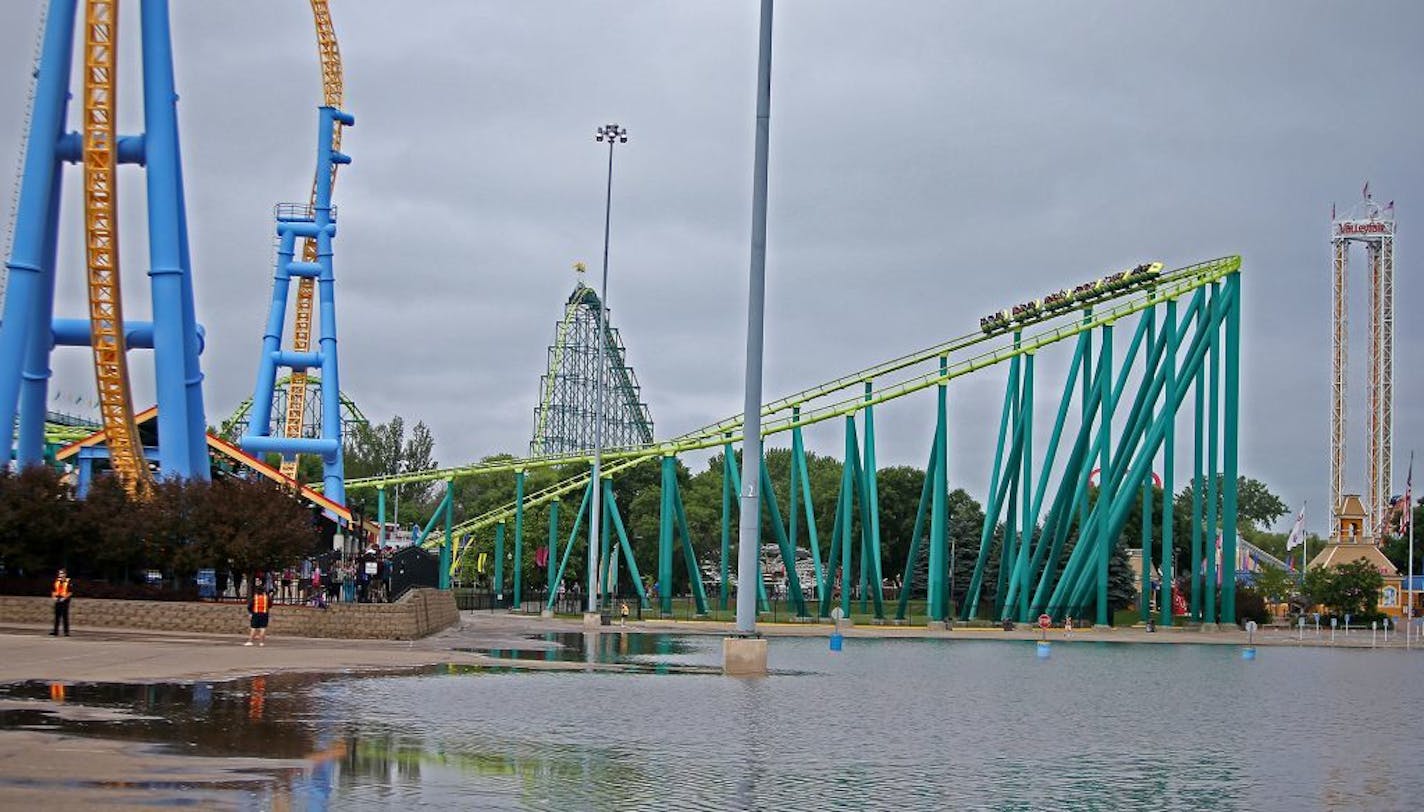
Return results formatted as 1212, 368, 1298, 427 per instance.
1336, 220, 1391, 236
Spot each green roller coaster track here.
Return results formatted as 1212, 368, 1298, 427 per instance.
353, 256, 1244, 628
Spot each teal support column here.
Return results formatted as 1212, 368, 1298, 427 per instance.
759, 456, 808, 617
440, 480, 453, 590
966, 352, 1020, 619
1018, 329, 1089, 616
493, 521, 506, 604
928, 355, 949, 621
670, 478, 710, 615
1191, 313, 1205, 619
659, 454, 676, 615
513, 471, 526, 609
721, 435, 733, 611
1097, 323, 1114, 626
1140, 479, 1152, 624
895, 435, 937, 621
604, 479, 650, 609
839, 416, 857, 619
1160, 297, 1177, 626
1205, 282, 1220, 625
1140, 308, 1156, 625
1080, 308, 1093, 533
1220, 273, 1241, 624
1015, 352, 1034, 622
600, 481, 615, 602
547, 499, 559, 601
862, 383, 886, 617
377, 486, 386, 547
548, 477, 593, 611
792, 413, 824, 597
789, 407, 803, 595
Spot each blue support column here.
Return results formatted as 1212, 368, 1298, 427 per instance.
141, 0, 207, 479
241, 105, 354, 500
0, 0, 77, 466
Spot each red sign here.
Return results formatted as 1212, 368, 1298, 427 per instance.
1337, 221, 1389, 236
1038, 613, 1052, 629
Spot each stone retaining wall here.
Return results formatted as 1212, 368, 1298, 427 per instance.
0, 588, 458, 640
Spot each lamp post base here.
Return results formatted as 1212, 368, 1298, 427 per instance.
723, 636, 768, 676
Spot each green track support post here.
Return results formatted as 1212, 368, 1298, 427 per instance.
1015, 353, 1034, 622
1140, 309, 1155, 625
839, 416, 857, 619
603, 479, 650, 609
659, 453, 676, 615
966, 353, 1019, 619
792, 418, 824, 599
1140, 481, 1151, 624
513, 470, 525, 610
1160, 297, 1177, 626
440, 480, 453, 590
547, 499, 559, 605
670, 477, 710, 616
1017, 329, 1089, 617
600, 481, 615, 603
758, 457, 808, 617
493, 521, 506, 605
1191, 312, 1205, 619
1220, 273, 1241, 624
1205, 282, 1220, 625
860, 382, 885, 618
928, 355, 949, 622
1097, 323, 1114, 626
548, 477, 592, 612
1080, 309, 1093, 534
895, 435, 936, 621
721, 435, 733, 611
377, 486, 386, 548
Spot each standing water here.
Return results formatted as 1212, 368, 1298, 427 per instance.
3, 635, 1420, 810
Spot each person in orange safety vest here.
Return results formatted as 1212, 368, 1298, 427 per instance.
246, 588, 272, 647
50, 569, 71, 637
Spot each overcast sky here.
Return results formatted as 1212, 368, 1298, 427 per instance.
0, 1, 1419, 535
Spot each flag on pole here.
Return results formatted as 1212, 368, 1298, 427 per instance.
1286, 504, 1307, 550
1363, 180, 1371, 200
1402, 454, 1415, 535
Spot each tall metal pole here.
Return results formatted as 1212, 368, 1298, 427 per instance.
587, 123, 626, 614
735, 0, 774, 636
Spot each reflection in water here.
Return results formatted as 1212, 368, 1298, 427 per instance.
0, 638, 1421, 809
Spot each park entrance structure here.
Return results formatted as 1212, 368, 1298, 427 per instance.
1330, 188, 1396, 543
529, 277, 654, 457
0, 0, 208, 487
348, 257, 1245, 627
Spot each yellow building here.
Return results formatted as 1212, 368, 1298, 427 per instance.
1309, 494, 1405, 618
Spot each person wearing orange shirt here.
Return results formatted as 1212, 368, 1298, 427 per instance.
246, 588, 272, 647
50, 569, 71, 637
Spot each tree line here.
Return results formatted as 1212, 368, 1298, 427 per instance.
0, 467, 322, 596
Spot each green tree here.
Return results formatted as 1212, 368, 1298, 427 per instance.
1304, 560, 1384, 619
0, 467, 77, 575
343, 415, 439, 526
192, 477, 322, 590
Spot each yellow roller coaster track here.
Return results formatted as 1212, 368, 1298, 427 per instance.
280, 0, 345, 478
82, 0, 148, 494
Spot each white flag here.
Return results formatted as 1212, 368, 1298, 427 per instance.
1286, 504, 1306, 551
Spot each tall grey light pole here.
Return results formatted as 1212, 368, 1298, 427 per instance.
587, 122, 627, 614
735, 0, 774, 636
